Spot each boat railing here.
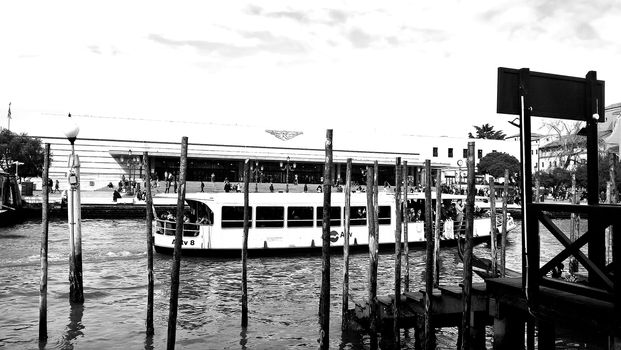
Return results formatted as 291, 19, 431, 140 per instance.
154, 218, 200, 237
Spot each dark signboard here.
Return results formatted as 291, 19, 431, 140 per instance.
497, 67, 604, 121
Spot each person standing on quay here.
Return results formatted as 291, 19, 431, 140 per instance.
54, 179, 60, 193
200, 180, 205, 192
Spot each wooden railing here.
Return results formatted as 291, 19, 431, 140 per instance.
526, 203, 621, 308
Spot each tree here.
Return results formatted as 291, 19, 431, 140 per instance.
477, 151, 520, 180
575, 155, 621, 194
468, 123, 507, 140
539, 120, 586, 169
0, 129, 47, 178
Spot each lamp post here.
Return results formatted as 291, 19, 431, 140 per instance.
457, 159, 463, 191
120, 150, 141, 195
10, 160, 24, 182
63, 113, 84, 304
280, 156, 296, 193
250, 161, 263, 192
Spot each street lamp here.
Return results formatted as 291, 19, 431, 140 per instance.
62, 113, 84, 303
250, 160, 263, 192
280, 156, 296, 193
457, 159, 463, 191
120, 150, 141, 195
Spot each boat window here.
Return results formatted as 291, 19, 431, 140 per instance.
256, 206, 284, 228
350, 206, 367, 226
287, 206, 314, 227
378, 206, 391, 225
316, 206, 341, 227
222, 206, 252, 228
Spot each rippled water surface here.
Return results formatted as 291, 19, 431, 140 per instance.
0, 217, 589, 349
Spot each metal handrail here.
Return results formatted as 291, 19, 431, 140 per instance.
154, 218, 200, 237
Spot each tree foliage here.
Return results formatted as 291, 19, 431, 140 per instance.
468, 123, 507, 140
477, 151, 520, 180
0, 129, 47, 178
574, 155, 621, 193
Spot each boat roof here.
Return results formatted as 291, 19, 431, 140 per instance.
155, 191, 479, 206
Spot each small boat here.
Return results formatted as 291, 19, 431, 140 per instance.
152, 192, 516, 255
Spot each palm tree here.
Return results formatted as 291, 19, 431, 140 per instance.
468, 123, 506, 139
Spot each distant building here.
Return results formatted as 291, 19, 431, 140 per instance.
25, 119, 519, 191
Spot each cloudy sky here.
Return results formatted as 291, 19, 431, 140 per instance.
1, 0, 621, 139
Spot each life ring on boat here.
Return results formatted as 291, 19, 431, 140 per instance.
329, 230, 339, 243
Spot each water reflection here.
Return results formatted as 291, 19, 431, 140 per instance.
59, 303, 84, 349
144, 334, 154, 350
239, 327, 248, 350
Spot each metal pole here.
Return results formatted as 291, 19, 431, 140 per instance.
67, 141, 84, 304
501, 169, 509, 277
489, 177, 497, 275
424, 160, 435, 350
460, 141, 476, 350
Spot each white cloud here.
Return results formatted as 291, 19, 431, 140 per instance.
1, 0, 621, 138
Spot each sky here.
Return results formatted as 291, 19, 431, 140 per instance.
1, 0, 621, 140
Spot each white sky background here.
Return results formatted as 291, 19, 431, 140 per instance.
1, 0, 621, 139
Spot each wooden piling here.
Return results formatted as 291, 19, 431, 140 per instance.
489, 177, 497, 276
242, 159, 250, 328
144, 152, 155, 335
366, 165, 378, 338
434, 169, 442, 287
39, 143, 50, 342
372, 161, 380, 349
402, 161, 410, 292
460, 141, 475, 350
569, 173, 579, 273
606, 153, 617, 265
501, 169, 509, 278
319, 129, 333, 350
393, 157, 402, 344
342, 158, 352, 331
166, 136, 188, 350
423, 160, 435, 350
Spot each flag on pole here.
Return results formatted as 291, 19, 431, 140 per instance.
7, 102, 11, 120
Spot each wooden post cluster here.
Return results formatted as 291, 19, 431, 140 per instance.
167, 136, 188, 350
402, 161, 410, 293
144, 152, 155, 335
341, 158, 352, 331
460, 141, 475, 350
423, 160, 435, 350
489, 177, 497, 276
393, 157, 402, 345
319, 129, 333, 350
242, 160, 250, 328
501, 169, 509, 277
39, 143, 50, 342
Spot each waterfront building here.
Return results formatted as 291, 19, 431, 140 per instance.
11, 114, 520, 191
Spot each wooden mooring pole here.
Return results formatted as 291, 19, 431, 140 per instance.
606, 153, 618, 265
242, 159, 250, 328
39, 143, 50, 342
402, 161, 410, 293
166, 136, 188, 350
393, 157, 402, 345
366, 165, 378, 341
67, 128, 84, 304
144, 152, 155, 335
501, 169, 509, 277
434, 169, 442, 288
569, 173, 579, 273
423, 159, 435, 350
342, 158, 352, 331
460, 141, 475, 350
319, 129, 333, 350
489, 177, 497, 276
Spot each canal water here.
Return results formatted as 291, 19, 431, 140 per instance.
0, 218, 590, 349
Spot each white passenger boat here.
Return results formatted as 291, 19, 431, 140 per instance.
152, 192, 516, 255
